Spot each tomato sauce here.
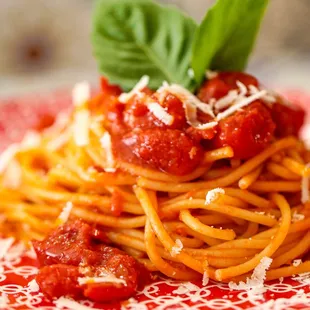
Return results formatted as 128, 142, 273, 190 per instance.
33, 220, 151, 303
212, 101, 275, 159
198, 72, 259, 103
122, 128, 203, 175
92, 73, 305, 175
271, 101, 305, 137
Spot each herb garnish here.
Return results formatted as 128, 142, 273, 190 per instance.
192, 0, 269, 85
92, 0, 269, 91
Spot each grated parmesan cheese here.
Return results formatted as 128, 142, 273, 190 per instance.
248, 85, 259, 95
119, 76, 149, 103
2, 159, 22, 189
249, 84, 276, 104
301, 163, 310, 204
172, 282, 200, 295
152, 80, 273, 132
0, 144, 19, 174
214, 89, 239, 111
157, 82, 219, 130
25, 245, 37, 259
194, 121, 219, 130
255, 211, 266, 215
128, 297, 137, 303
216, 89, 267, 121
78, 275, 126, 286
208, 98, 216, 110
5, 242, 25, 261
205, 188, 225, 205
147, 102, 174, 125
100, 132, 116, 172
158, 83, 214, 118
55, 296, 100, 310
170, 239, 183, 257
27, 279, 40, 292
213, 81, 246, 112
155, 80, 283, 131
229, 256, 272, 294
46, 129, 71, 151
0, 238, 14, 259
293, 259, 302, 267
21, 130, 41, 149
301, 124, 310, 150
72, 83, 90, 148
72, 81, 90, 107
202, 271, 209, 286
0, 130, 43, 184
102, 167, 116, 173
56, 202, 73, 226
236, 81, 248, 97
89, 115, 105, 137
0, 295, 8, 308
292, 212, 305, 223
73, 109, 90, 146
249, 256, 272, 283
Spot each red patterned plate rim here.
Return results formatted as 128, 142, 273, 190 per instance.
1, 241, 310, 310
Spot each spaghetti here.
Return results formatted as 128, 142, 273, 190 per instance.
0, 71, 309, 299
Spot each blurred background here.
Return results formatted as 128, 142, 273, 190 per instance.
0, 0, 309, 98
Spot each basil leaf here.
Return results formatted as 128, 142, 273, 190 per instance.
92, 0, 197, 91
192, 0, 269, 84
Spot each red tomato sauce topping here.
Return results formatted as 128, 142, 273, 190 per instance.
93, 74, 305, 175
212, 101, 275, 159
32, 220, 151, 303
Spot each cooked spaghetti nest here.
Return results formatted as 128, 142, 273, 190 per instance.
1, 103, 310, 285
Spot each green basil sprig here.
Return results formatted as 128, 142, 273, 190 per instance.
192, 0, 269, 84
92, 0, 269, 91
92, 0, 197, 91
